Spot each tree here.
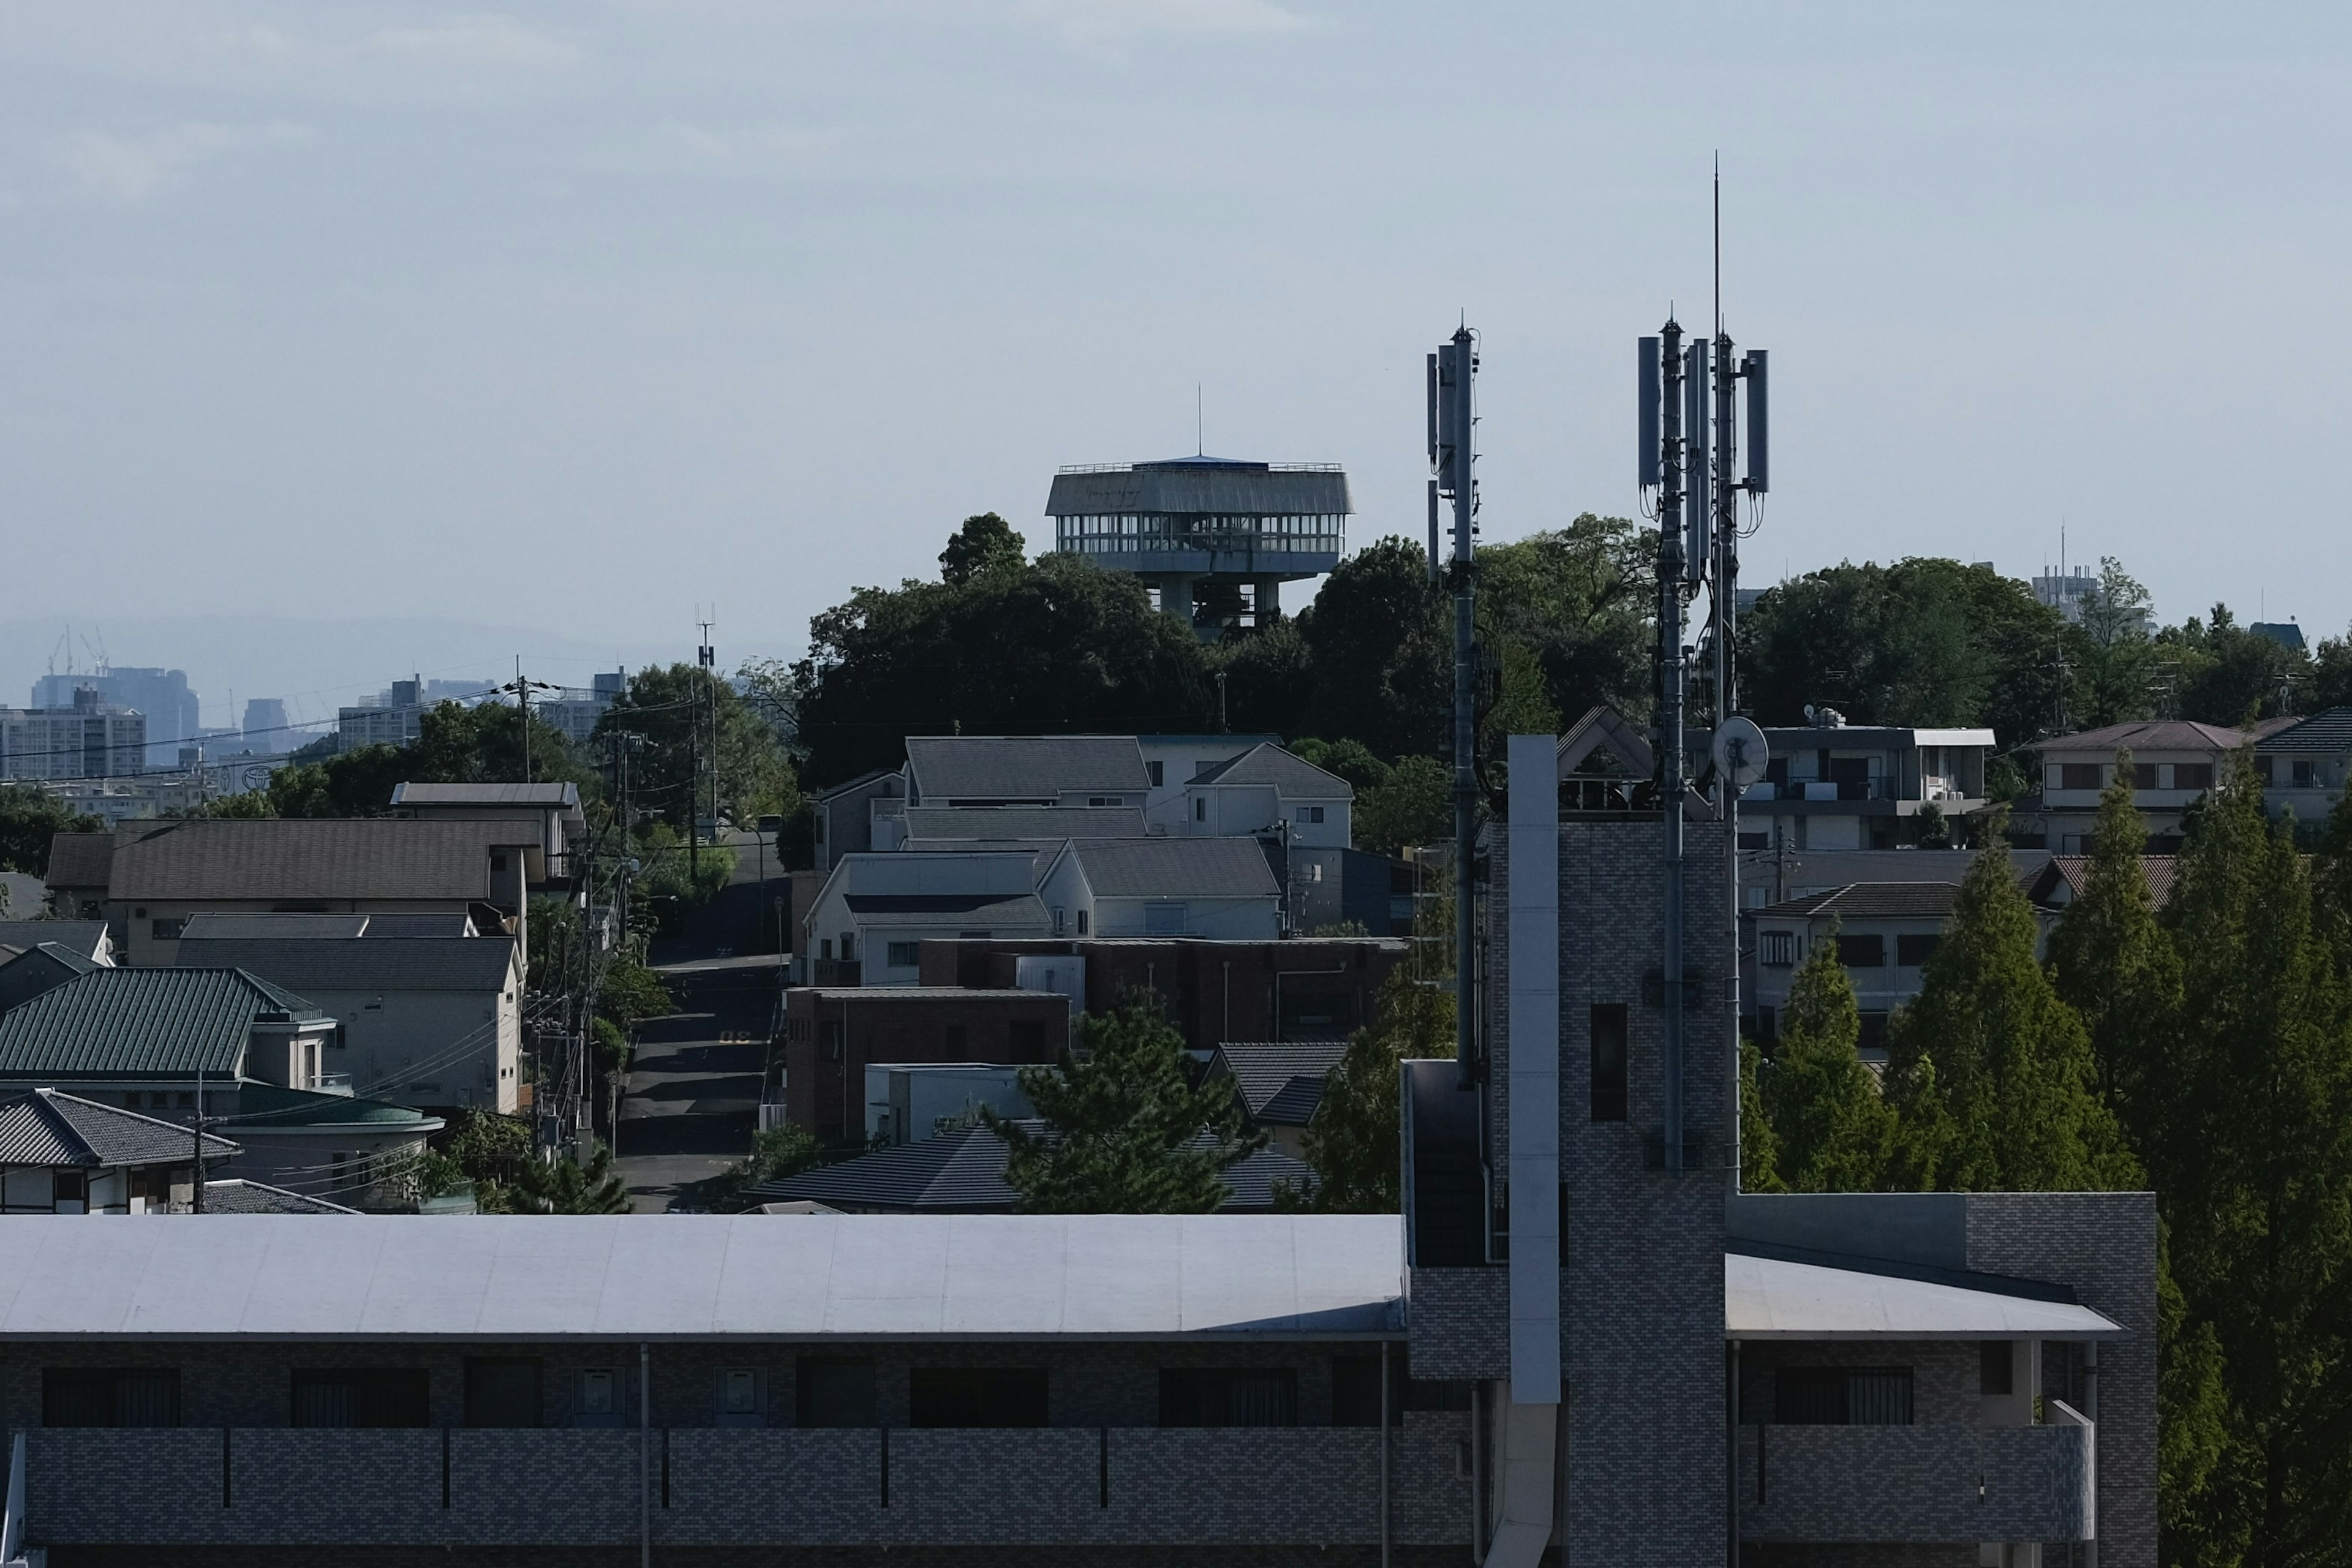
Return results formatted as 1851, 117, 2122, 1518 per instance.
595, 663, 798, 830
989, 991, 1264, 1213
1290, 538, 1452, 761
1739, 1038, 1785, 1193
714, 1124, 831, 1211
2157, 605, 2309, 725
0, 785, 100, 875
2072, 557, 2160, 729
2309, 627, 2352, 712
1354, 756, 1451, 858
1476, 514, 1657, 727
1292, 966, 1453, 1212
266, 700, 597, 820
507, 1140, 633, 1214
939, 511, 1029, 585
1881, 824, 2136, 1192
596, 957, 676, 1031
1760, 928, 1896, 1192
2046, 755, 2182, 1144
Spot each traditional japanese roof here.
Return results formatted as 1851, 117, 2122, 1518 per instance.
904, 736, 1150, 804
1212, 1039, 1352, 1127
2033, 720, 2252, 756
0, 968, 325, 1079
1189, 744, 1352, 799
1751, 883, 1964, 921
2026, 856, 2178, 910
0, 1088, 237, 1169
747, 1125, 1316, 1215
198, 1179, 358, 1215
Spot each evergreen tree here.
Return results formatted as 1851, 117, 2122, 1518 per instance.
1761, 928, 1896, 1192
507, 1140, 633, 1214
1292, 966, 1453, 1212
2046, 752, 2183, 1147
1882, 823, 2136, 1192
990, 992, 1264, 1213
2152, 754, 2352, 1565
1738, 1036, 1786, 1194
938, 511, 1027, 584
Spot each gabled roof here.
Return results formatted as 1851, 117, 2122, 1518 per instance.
2027, 856, 2178, 909
903, 805, 1149, 842
108, 818, 538, 903
1189, 744, 1353, 799
390, 782, 579, 808
2258, 706, 2352, 755
2034, 720, 2252, 755
1065, 837, 1281, 900
0, 968, 324, 1079
198, 1178, 358, 1215
747, 1125, 1317, 1214
41, 832, 115, 890
0, 1088, 238, 1169
174, 937, 518, 995
839, 894, 1051, 930
1558, 706, 1654, 779
905, 736, 1150, 802
1212, 1039, 1352, 1126
1753, 883, 1964, 921
0, 921, 110, 962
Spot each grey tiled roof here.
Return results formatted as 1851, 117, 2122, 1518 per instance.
1212, 1039, 1352, 1126
109, 818, 538, 903
1069, 837, 1281, 900
174, 937, 516, 995
41, 833, 115, 890
198, 1178, 358, 1214
179, 913, 370, 941
905, 736, 1150, 801
0, 921, 110, 961
903, 805, 1149, 842
1190, 744, 1353, 799
2258, 706, 2352, 755
840, 893, 1050, 929
390, 782, 579, 807
1753, 882, 1965, 920
748, 1125, 1316, 1213
0, 968, 323, 1079
0, 1088, 237, 1168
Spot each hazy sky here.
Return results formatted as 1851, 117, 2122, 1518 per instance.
4, 1, 2349, 712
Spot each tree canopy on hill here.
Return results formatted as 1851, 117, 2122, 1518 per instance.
263, 701, 599, 819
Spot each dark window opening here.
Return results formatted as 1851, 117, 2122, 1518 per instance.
1980, 1340, 2014, 1396
1009, 1020, 1047, 1057
796, 1358, 876, 1428
2060, 763, 2103, 791
1590, 1003, 1628, 1122
43, 1368, 181, 1428
464, 1358, 543, 1428
2130, 763, 2159, 790
2175, 763, 2214, 791
1836, 933, 1885, 968
293, 1368, 431, 1428
1158, 1368, 1298, 1428
1895, 933, 1942, 967
910, 1366, 1048, 1428
1774, 1365, 1912, 1425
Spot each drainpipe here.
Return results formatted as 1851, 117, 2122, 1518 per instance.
2084, 1339, 2100, 1568
639, 1343, 651, 1568
1379, 1342, 1390, 1568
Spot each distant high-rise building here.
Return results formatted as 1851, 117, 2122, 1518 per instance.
243, 698, 288, 750
537, 669, 629, 750
29, 666, 199, 767
0, 689, 146, 781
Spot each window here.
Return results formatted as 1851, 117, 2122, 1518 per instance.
1148, 761, 1165, 786
821, 1022, 845, 1061
1858, 1011, 1889, 1052
715, 1367, 765, 1427
2255, 756, 2275, 785
464, 1358, 543, 1427
886, 941, 920, 969
150, 918, 184, 941
2060, 763, 2103, 791
820, 938, 834, 961
1330, 1357, 1389, 1427
2130, 763, 2159, 790
2176, 763, 2214, 791
1760, 930, 1796, 967
797, 1358, 876, 1427
1077, 910, 1089, 935
1053, 907, 1066, 935
574, 1368, 622, 1426
1158, 1368, 1297, 1428
1303, 805, 1325, 824
910, 1367, 1048, 1428
1896, 933, 1942, 967
2294, 760, 2316, 788
1589, 1004, 1628, 1123
839, 933, 857, 962
1194, 797, 1206, 821
43, 1369, 180, 1428
1087, 796, 1125, 807
292, 1369, 430, 1428
1980, 1340, 2014, 1395
1774, 1366, 1912, 1425
1836, 933, 1886, 968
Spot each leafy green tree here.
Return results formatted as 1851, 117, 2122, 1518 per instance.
1291, 966, 1453, 1212
2156, 604, 2309, 725
1, 786, 100, 875
1287, 737, 1390, 793
1761, 928, 1896, 1192
596, 663, 798, 830
2046, 755, 2182, 1143
266, 701, 596, 819
417, 1109, 537, 1207
1476, 514, 1657, 727
2071, 557, 2160, 728
597, 957, 676, 1031
507, 1140, 633, 1214
2150, 752, 2352, 1566
938, 511, 1028, 585
1206, 616, 1314, 739
1289, 538, 1452, 761
715, 1124, 831, 1210
2309, 627, 2352, 712
1881, 824, 2136, 1191
989, 991, 1264, 1213
1739, 1037, 1785, 1193
1355, 756, 1451, 858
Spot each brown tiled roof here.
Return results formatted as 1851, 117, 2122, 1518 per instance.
2034, 720, 2252, 755
2032, 855, 2177, 908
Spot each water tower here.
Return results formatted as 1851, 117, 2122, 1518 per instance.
1046, 456, 1351, 640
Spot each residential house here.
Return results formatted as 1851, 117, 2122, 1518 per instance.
38, 834, 115, 919
862, 1063, 1034, 1147
0, 921, 112, 968
0, 967, 442, 1208
387, 780, 590, 884
2022, 854, 2179, 915
1035, 838, 1283, 940
1741, 716, 1997, 853
1175, 742, 1352, 847
1747, 883, 1964, 1050
91, 817, 541, 965
800, 852, 1051, 986
175, 914, 524, 1114
811, 769, 903, 874
2014, 718, 2278, 851
0, 944, 102, 1019
2255, 706, 2352, 824
904, 734, 1152, 809
0, 1088, 235, 1214
778, 987, 1069, 1140
1136, 733, 1280, 829
746, 1126, 1315, 1213
1208, 1038, 1350, 1158
1556, 706, 1654, 813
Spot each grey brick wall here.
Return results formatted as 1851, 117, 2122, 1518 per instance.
1735, 1422, 2094, 1543
1404, 1267, 1505, 1380
1736, 1341, 1978, 1427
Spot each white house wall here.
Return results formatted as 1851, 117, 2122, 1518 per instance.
1095, 896, 1278, 941
311, 986, 520, 1112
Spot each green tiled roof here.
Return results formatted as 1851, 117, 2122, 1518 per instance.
0, 968, 323, 1079
230, 1082, 439, 1129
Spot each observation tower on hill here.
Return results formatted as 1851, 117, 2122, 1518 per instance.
1046, 456, 1351, 641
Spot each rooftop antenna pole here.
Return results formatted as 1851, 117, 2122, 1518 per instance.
1657, 318, 1689, 1174
1197, 383, 1204, 456
1428, 326, 1479, 1093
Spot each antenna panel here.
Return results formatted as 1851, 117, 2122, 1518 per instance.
1426, 353, 1439, 467
1434, 343, 1464, 495
1427, 480, 1441, 581
1742, 349, 1768, 492
1683, 339, 1709, 583
1638, 337, 1660, 488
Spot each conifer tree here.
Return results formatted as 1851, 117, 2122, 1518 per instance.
1292, 966, 1453, 1212
1738, 1036, 1786, 1194
1882, 821, 2136, 1192
2046, 752, 2182, 1149
1760, 927, 1893, 1192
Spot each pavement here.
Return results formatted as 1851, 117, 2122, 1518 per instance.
616, 830, 787, 1213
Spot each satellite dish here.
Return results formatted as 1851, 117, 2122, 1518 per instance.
1711, 717, 1769, 790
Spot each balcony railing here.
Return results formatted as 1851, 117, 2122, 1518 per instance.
1736, 1409, 2094, 1544
17, 1420, 1472, 1549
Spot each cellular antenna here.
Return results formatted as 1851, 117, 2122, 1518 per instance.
1197, 383, 1204, 456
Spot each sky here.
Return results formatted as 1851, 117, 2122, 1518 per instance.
4, 2, 2350, 720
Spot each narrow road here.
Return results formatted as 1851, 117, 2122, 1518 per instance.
616, 956, 781, 1212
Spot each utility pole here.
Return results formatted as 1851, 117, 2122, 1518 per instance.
1428, 326, 1477, 1091
190, 1069, 207, 1212
694, 613, 716, 875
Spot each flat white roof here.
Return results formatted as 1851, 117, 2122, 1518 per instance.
1725, 1251, 2124, 1340
0, 1213, 1404, 1343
